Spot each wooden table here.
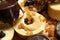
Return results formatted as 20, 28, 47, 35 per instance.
12, 32, 23, 40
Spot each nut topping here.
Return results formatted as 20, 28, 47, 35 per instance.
18, 23, 24, 29
26, 31, 32, 35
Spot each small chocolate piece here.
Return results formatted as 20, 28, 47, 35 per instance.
37, 4, 48, 13
24, 18, 34, 25
0, 31, 5, 38
25, 0, 34, 6
34, 0, 48, 13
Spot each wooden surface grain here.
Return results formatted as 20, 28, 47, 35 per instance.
12, 32, 24, 40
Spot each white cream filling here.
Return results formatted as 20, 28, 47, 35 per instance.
0, 28, 14, 40
14, 11, 46, 36
21, 11, 45, 30
18, 0, 27, 12
18, 0, 24, 4
50, 4, 60, 10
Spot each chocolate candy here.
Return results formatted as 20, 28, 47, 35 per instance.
0, 31, 5, 38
